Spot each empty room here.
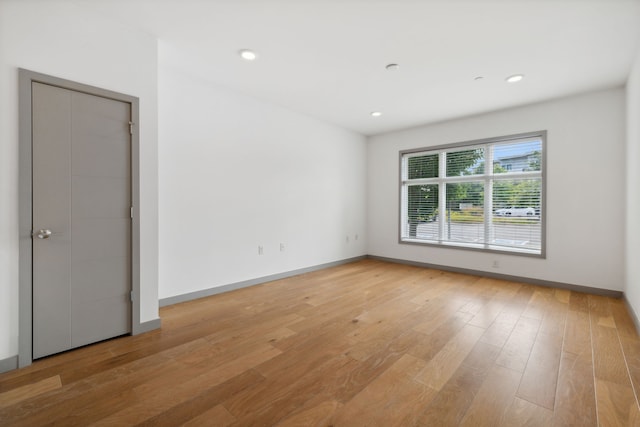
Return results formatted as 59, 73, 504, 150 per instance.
2, 0, 640, 425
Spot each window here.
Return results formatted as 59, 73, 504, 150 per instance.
400, 131, 545, 256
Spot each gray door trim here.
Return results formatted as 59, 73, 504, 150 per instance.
18, 69, 141, 367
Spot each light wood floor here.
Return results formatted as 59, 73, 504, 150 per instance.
2, 259, 640, 426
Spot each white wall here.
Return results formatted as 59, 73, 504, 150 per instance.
367, 88, 626, 291
158, 45, 367, 300
626, 50, 640, 318
0, 1, 160, 361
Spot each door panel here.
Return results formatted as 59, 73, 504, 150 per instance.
71, 293, 130, 348
32, 83, 72, 359
71, 219, 130, 261
71, 93, 130, 178
32, 82, 131, 359
72, 176, 129, 219
72, 257, 129, 301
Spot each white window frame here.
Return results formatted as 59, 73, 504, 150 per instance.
399, 131, 546, 258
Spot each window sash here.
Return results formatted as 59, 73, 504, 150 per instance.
400, 132, 545, 257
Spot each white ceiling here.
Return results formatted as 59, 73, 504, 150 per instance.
80, 0, 640, 135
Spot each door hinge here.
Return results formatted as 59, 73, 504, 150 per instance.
130, 291, 134, 302
129, 121, 134, 135
130, 207, 134, 219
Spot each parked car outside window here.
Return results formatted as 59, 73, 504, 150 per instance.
494, 207, 535, 216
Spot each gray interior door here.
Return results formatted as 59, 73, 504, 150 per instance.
32, 82, 132, 359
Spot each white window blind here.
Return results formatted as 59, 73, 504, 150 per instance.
400, 132, 545, 256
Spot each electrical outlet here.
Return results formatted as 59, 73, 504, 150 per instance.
492, 260, 499, 268
280, 243, 285, 252
258, 245, 263, 255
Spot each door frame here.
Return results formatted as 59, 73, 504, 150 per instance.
18, 69, 141, 367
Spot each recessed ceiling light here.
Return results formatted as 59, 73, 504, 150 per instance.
371, 111, 382, 117
239, 49, 257, 61
385, 63, 400, 71
506, 74, 524, 83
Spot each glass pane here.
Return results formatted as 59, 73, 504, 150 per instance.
491, 179, 541, 250
446, 148, 484, 177
493, 139, 542, 174
443, 182, 485, 244
406, 184, 439, 240
407, 154, 439, 179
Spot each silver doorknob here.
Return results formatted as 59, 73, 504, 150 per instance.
33, 229, 53, 239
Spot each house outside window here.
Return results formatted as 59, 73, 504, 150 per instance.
399, 131, 546, 257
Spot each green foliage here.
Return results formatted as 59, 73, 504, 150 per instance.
407, 185, 438, 224
528, 151, 541, 171
407, 154, 438, 179
492, 217, 539, 225
446, 149, 484, 177
406, 149, 540, 238
447, 182, 484, 208
493, 179, 540, 209
448, 210, 539, 225
448, 209, 484, 223
407, 150, 483, 236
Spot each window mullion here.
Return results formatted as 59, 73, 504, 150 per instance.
438, 152, 446, 242
400, 183, 407, 237
485, 145, 494, 248
402, 177, 439, 185
491, 171, 541, 181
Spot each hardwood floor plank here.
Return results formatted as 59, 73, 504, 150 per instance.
562, 309, 591, 355
346, 323, 422, 362
0, 261, 636, 426
588, 294, 610, 313
412, 299, 467, 335
409, 275, 456, 305
275, 400, 342, 427
552, 351, 597, 426
332, 354, 436, 427
0, 338, 214, 426
181, 405, 236, 427
516, 331, 563, 410
479, 310, 519, 348
610, 299, 640, 339
408, 311, 473, 362
538, 301, 567, 338
225, 355, 358, 426
204, 313, 301, 347
595, 379, 640, 427
414, 324, 485, 390
256, 339, 352, 386
619, 335, 640, 405
135, 370, 262, 427
500, 397, 553, 427
521, 288, 553, 320
495, 316, 541, 372
482, 278, 522, 302
0, 375, 61, 408
468, 299, 506, 329
273, 314, 362, 353
90, 345, 280, 425
0, 330, 160, 393
415, 341, 502, 426
459, 365, 522, 426
332, 329, 426, 403
591, 323, 630, 385
509, 284, 536, 307
554, 289, 571, 305
569, 291, 589, 313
